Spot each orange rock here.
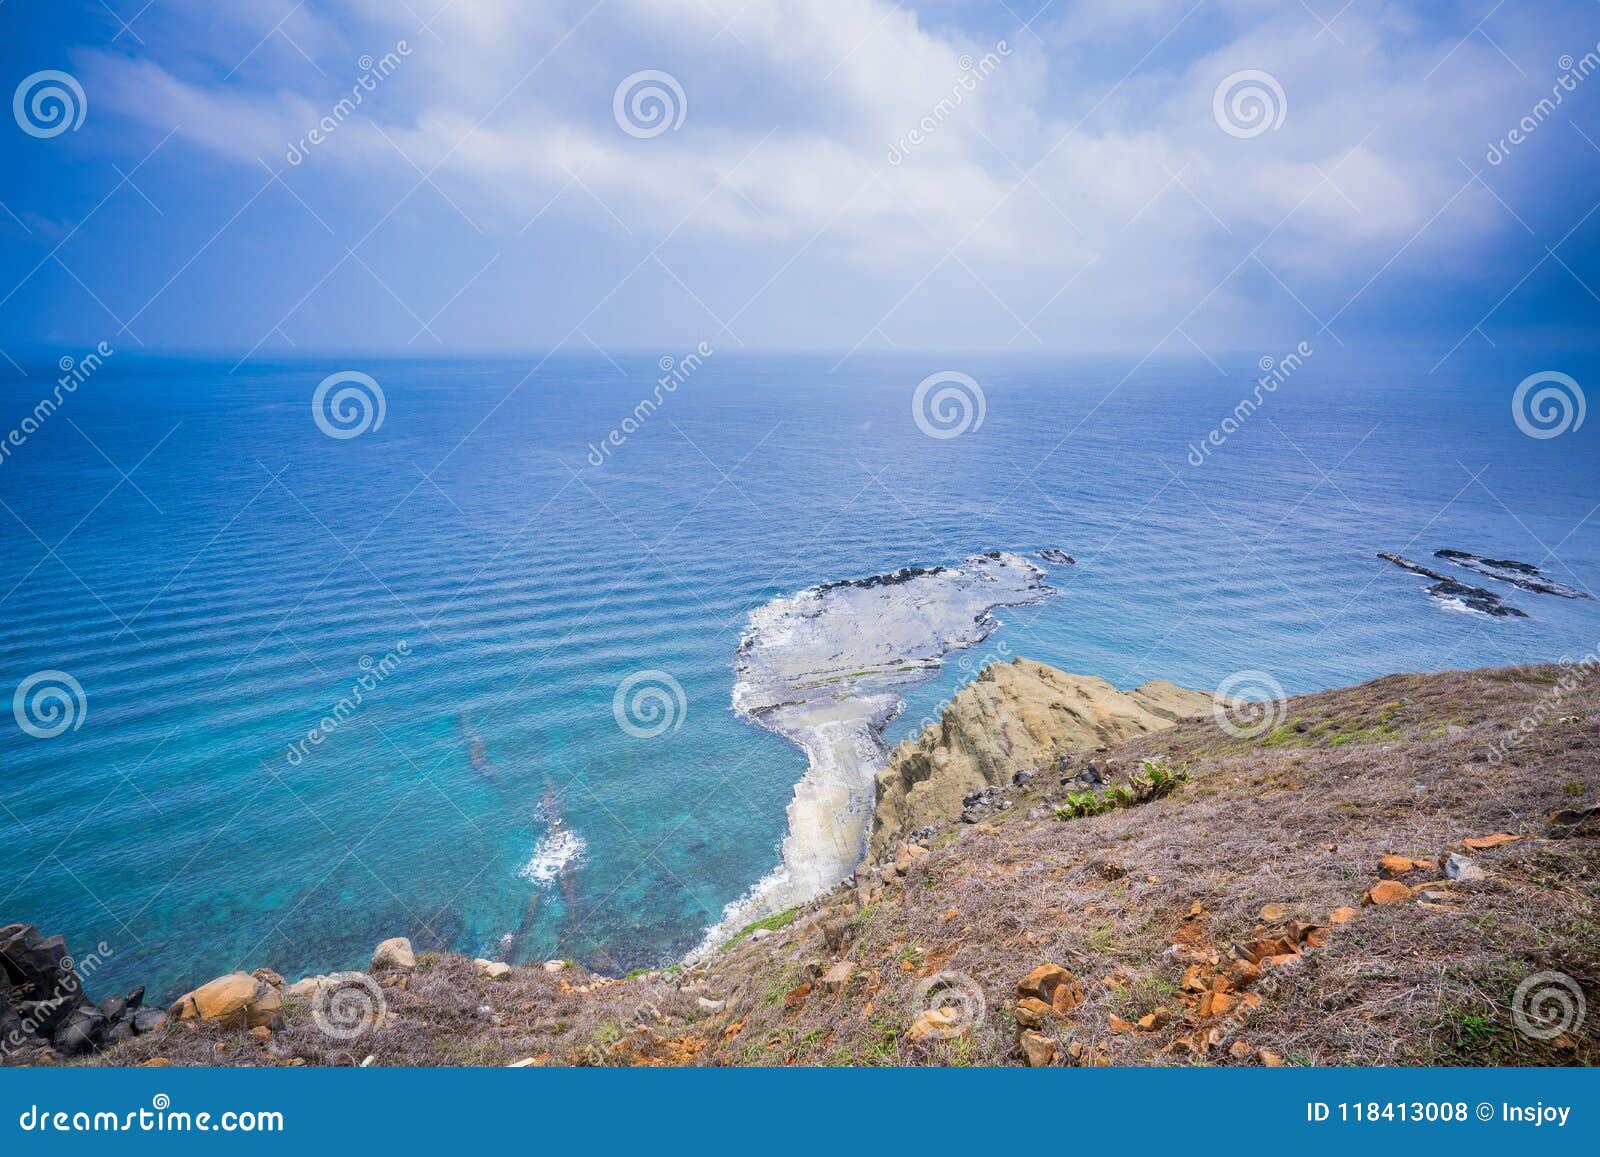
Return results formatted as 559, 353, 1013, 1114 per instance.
1017, 963, 1078, 1005
1208, 992, 1235, 1016
1462, 833, 1522, 850
1050, 976, 1087, 1014
940, 908, 958, 923
904, 1007, 962, 1043
1237, 991, 1263, 1011
1246, 936, 1297, 961
783, 982, 813, 1010
1363, 880, 1411, 906
1019, 1029, 1056, 1067
1015, 997, 1052, 1029
1301, 927, 1329, 949
1228, 1040, 1252, 1060
1259, 902, 1289, 921
722, 1022, 743, 1040
1180, 964, 1211, 993
1229, 959, 1262, 988
1108, 1014, 1136, 1034
1329, 906, 1357, 925
1379, 854, 1417, 877
1258, 1048, 1286, 1067
1136, 1008, 1171, 1032
1211, 974, 1233, 994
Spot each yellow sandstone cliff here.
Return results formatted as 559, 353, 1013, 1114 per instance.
870, 657, 1211, 859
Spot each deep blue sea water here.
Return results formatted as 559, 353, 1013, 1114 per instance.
2, 349, 1597, 1000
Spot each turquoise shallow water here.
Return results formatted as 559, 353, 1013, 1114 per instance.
2, 349, 1598, 999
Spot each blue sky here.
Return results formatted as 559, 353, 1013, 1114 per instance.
1, 0, 1599, 364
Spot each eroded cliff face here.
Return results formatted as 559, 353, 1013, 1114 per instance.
870, 658, 1211, 860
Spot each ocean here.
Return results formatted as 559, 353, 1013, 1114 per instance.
2, 348, 1597, 1000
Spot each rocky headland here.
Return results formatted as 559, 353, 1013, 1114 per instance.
870, 657, 1211, 859
707, 551, 1052, 946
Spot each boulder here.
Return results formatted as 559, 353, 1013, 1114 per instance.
1014, 997, 1052, 1029
474, 959, 512, 981
905, 1007, 961, 1043
131, 1008, 166, 1035
169, 972, 283, 1030
1019, 1029, 1057, 1066
1016, 962, 1076, 1004
371, 938, 416, 971
820, 961, 855, 994
1362, 880, 1411, 906
0, 924, 85, 1038
51, 1006, 106, 1055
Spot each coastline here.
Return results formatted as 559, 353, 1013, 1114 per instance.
696, 551, 1053, 952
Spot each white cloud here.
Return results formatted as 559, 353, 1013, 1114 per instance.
79, 0, 1568, 349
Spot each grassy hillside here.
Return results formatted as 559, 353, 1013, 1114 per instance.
87, 664, 1598, 1068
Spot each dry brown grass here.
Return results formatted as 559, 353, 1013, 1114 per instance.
84, 664, 1599, 1068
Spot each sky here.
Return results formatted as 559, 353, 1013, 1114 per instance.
1, 0, 1599, 364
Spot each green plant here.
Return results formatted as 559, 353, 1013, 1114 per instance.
1053, 759, 1189, 820
726, 906, 800, 946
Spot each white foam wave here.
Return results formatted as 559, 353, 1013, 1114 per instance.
518, 827, 586, 885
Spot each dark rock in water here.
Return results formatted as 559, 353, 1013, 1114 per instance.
1434, 549, 1591, 600
812, 564, 948, 594
99, 994, 127, 1021
1377, 553, 1528, 618
1037, 549, 1076, 565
